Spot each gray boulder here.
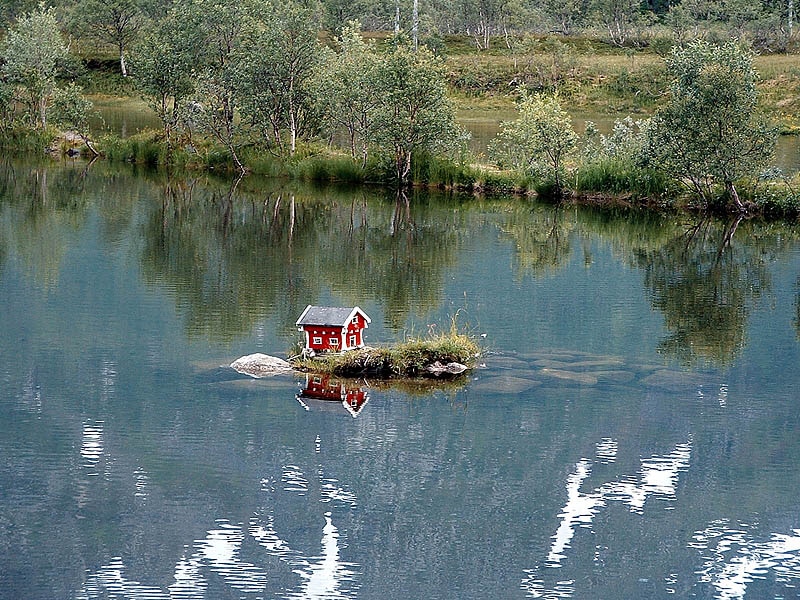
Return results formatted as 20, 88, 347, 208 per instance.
230, 353, 294, 378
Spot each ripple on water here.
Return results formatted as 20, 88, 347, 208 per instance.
692, 520, 800, 599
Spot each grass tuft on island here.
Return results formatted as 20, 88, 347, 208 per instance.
291, 329, 480, 379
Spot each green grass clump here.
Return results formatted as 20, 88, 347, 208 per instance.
411, 152, 482, 189
101, 130, 166, 166
289, 153, 367, 183
575, 157, 673, 200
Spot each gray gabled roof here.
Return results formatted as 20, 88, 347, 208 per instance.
295, 305, 371, 327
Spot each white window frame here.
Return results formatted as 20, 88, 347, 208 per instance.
312, 336, 322, 345
329, 337, 340, 347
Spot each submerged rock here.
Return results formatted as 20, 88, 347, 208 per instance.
487, 355, 532, 370
539, 368, 599, 385
533, 358, 625, 370
641, 369, 710, 392
471, 376, 542, 394
230, 353, 294, 378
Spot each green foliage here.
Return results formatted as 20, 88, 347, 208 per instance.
645, 40, 779, 212
0, 125, 59, 152
128, 12, 198, 151
489, 90, 577, 193
314, 21, 380, 165
369, 40, 466, 185
69, 0, 143, 76
750, 175, 800, 217
51, 83, 94, 134
232, 0, 321, 157
0, 81, 17, 130
589, 0, 648, 46
1, 3, 69, 128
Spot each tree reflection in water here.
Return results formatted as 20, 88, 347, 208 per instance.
634, 217, 770, 367
498, 204, 574, 278
139, 180, 463, 340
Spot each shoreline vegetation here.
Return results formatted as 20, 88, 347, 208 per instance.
3, 3, 800, 217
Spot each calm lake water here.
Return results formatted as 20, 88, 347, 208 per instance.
2, 159, 800, 600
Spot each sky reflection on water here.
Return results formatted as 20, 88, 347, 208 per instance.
79, 452, 359, 600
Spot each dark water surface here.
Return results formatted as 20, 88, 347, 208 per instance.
2, 160, 800, 600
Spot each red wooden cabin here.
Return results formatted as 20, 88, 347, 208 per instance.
295, 305, 371, 354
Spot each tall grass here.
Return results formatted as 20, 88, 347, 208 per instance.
101, 130, 167, 167
574, 157, 673, 201
0, 126, 58, 153
411, 151, 482, 189
289, 154, 367, 183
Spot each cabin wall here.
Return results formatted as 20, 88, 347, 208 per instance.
303, 326, 344, 351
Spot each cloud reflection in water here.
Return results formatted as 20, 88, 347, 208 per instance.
78, 457, 358, 599
523, 439, 692, 598
691, 520, 800, 599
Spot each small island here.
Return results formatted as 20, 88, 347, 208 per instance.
230, 305, 479, 380
292, 305, 478, 378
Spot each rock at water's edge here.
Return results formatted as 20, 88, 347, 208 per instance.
230, 353, 294, 378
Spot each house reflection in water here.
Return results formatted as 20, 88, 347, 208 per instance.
295, 374, 370, 417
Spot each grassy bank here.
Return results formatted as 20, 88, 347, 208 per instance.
445, 34, 800, 133
53, 128, 800, 218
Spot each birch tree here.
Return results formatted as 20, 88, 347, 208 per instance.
72, 0, 143, 76
369, 41, 463, 185
489, 90, 577, 194
315, 21, 379, 165
646, 41, 778, 212
233, 0, 319, 156
1, 4, 69, 128
129, 13, 197, 153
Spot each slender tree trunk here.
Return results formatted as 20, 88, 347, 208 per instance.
412, 0, 419, 50
79, 133, 100, 157
397, 149, 412, 185
38, 95, 47, 128
119, 43, 128, 77
726, 181, 746, 213
349, 126, 357, 158
289, 75, 297, 156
